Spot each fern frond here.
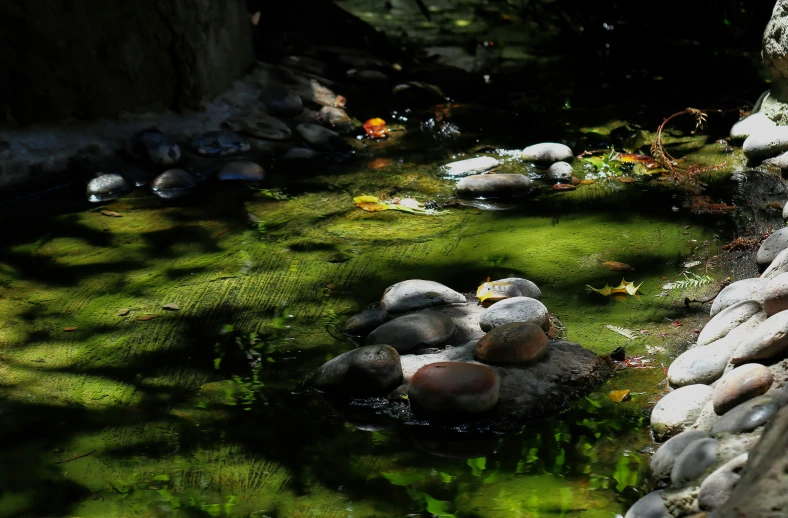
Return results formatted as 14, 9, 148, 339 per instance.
604, 325, 640, 340
663, 272, 713, 291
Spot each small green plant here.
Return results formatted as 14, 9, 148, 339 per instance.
251, 187, 289, 200
663, 272, 714, 291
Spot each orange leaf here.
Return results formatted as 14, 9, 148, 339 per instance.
617, 177, 636, 183
608, 389, 631, 402
363, 118, 388, 139
552, 183, 576, 191
63, 326, 78, 332
138, 314, 158, 321
580, 179, 596, 185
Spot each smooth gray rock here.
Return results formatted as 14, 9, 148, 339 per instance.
712, 395, 784, 436
128, 129, 181, 166
455, 174, 532, 198
399, 340, 610, 422
710, 278, 768, 316
151, 169, 197, 199
344, 308, 390, 337
260, 84, 303, 117
296, 123, 340, 151
365, 310, 455, 353
697, 300, 763, 347
381, 279, 466, 313
763, 246, 788, 279
443, 157, 500, 177
651, 384, 714, 441
479, 296, 549, 332
217, 161, 265, 182
698, 453, 748, 511
730, 113, 777, 141
86, 173, 129, 202
190, 131, 250, 157
667, 344, 732, 387
521, 142, 573, 163
671, 437, 719, 485
546, 161, 574, 183
715, 405, 788, 517
624, 491, 670, 518
743, 126, 788, 159
714, 364, 775, 415
650, 430, 710, 480
312, 344, 402, 395
731, 310, 788, 364
757, 227, 788, 270
763, 272, 788, 316
495, 277, 542, 300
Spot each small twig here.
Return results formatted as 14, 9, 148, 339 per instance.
55, 450, 96, 464
683, 279, 731, 308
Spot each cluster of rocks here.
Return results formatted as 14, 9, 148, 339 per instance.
626, 229, 788, 516
443, 142, 575, 200
311, 278, 609, 428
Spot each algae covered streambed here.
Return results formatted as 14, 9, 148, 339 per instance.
0, 114, 746, 517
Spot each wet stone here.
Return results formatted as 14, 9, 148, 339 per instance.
711, 395, 783, 436
762, 272, 788, 316
408, 362, 500, 417
151, 169, 197, 199
650, 430, 710, 480
127, 129, 181, 166
260, 84, 303, 117
443, 157, 500, 177
455, 174, 532, 198
546, 161, 574, 183
479, 296, 549, 332
318, 106, 354, 133
710, 278, 768, 316
473, 322, 548, 365
344, 308, 390, 337
730, 113, 776, 141
714, 364, 774, 415
190, 131, 251, 157
756, 227, 788, 270
698, 452, 748, 511
670, 437, 719, 486
521, 142, 573, 163
296, 123, 341, 151
495, 277, 542, 300
86, 173, 130, 202
743, 126, 788, 159
731, 310, 788, 364
381, 279, 466, 313
697, 300, 762, 347
217, 161, 265, 182
365, 310, 455, 353
312, 344, 402, 395
624, 491, 670, 518
651, 384, 714, 441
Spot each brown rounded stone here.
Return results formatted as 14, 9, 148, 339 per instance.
408, 362, 500, 417
473, 322, 548, 364
712, 363, 774, 415
763, 272, 788, 316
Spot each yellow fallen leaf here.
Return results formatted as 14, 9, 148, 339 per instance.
602, 261, 634, 271
356, 202, 388, 212
476, 281, 519, 307
353, 195, 380, 204
608, 389, 631, 402
587, 279, 643, 300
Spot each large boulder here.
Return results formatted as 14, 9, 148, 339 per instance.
0, 0, 254, 124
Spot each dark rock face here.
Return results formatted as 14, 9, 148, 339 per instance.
715, 406, 788, 517
0, 0, 254, 124
344, 308, 390, 337
312, 344, 403, 395
217, 161, 265, 182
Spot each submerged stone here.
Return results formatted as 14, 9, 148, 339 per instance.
474, 322, 548, 365
479, 296, 549, 332
456, 174, 531, 198
381, 279, 466, 313
521, 142, 573, 163
365, 310, 455, 353
151, 169, 197, 199
408, 362, 500, 417
217, 161, 265, 182
443, 157, 500, 177
128, 128, 181, 166
713, 364, 774, 415
86, 173, 130, 202
190, 131, 251, 157
312, 344, 402, 395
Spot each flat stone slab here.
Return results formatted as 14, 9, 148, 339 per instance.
331, 339, 610, 433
